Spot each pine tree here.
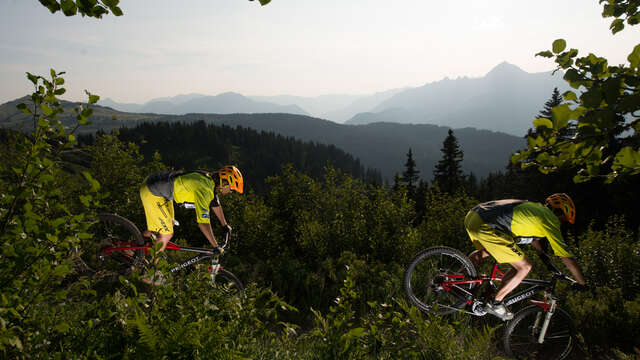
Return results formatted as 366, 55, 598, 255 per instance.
433, 129, 464, 193
402, 148, 420, 199
538, 87, 562, 119
527, 87, 576, 140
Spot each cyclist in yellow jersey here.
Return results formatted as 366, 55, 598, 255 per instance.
464, 193, 586, 320
139, 165, 243, 257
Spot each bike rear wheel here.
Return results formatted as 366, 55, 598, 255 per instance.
504, 305, 575, 360
79, 213, 146, 277
404, 246, 477, 315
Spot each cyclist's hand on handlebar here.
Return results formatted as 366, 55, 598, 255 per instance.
223, 224, 232, 234
216, 246, 225, 255
571, 282, 588, 292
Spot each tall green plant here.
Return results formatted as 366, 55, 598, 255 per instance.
0, 70, 101, 356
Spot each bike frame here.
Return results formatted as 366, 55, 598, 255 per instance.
442, 266, 558, 308
101, 233, 229, 275
441, 251, 572, 315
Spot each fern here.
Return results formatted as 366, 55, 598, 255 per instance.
135, 311, 159, 353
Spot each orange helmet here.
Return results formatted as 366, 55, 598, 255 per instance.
218, 165, 244, 193
545, 193, 575, 224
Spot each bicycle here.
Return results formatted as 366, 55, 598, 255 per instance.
404, 246, 578, 360
78, 213, 244, 296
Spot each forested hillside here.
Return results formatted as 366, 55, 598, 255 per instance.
82, 120, 383, 193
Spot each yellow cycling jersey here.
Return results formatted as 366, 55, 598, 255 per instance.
172, 172, 216, 223
472, 200, 573, 258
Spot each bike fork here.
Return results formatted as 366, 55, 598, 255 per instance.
209, 258, 221, 282
536, 298, 557, 343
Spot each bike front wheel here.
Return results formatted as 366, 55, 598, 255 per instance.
504, 305, 576, 360
211, 268, 245, 298
404, 246, 477, 315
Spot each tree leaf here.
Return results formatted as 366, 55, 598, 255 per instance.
562, 91, 577, 101
628, 44, 640, 69
582, 88, 603, 108
535, 50, 554, 58
111, 6, 123, 16
610, 18, 625, 34
82, 171, 101, 191
612, 146, 640, 171
16, 103, 31, 114
533, 118, 553, 129
26, 72, 39, 85
551, 104, 571, 129
41, 104, 54, 116
87, 93, 100, 104
552, 39, 566, 54
60, 0, 77, 16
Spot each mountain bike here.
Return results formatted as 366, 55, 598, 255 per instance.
78, 213, 244, 296
404, 246, 578, 360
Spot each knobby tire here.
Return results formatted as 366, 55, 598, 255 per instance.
504, 305, 576, 360
404, 246, 477, 315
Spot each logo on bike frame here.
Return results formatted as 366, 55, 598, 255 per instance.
505, 289, 536, 307
170, 255, 206, 273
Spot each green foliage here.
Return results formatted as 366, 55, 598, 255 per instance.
566, 287, 640, 357
513, 1, 640, 183
574, 216, 640, 298
600, 0, 640, 34
307, 264, 502, 360
88, 133, 166, 221
0, 70, 101, 357
38, 0, 124, 18
417, 188, 478, 252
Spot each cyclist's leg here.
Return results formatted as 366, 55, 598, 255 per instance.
494, 257, 532, 302
464, 210, 493, 268
139, 185, 175, 262
140, 185, 174, 240
468, 249, 490, 267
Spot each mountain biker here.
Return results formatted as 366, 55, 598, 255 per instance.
464, 193, 586, 321
138, 165, 243, 282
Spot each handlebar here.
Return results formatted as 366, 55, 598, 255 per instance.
218, 228, 231, 251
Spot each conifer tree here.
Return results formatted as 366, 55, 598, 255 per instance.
527, 87, 572, 139
433, 129, 464, 193
538, 87, 562, 119
402, 148, 420, 199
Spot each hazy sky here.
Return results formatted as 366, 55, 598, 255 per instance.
1, 0, 638, 104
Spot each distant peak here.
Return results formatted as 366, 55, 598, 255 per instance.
218, 91, 244, 97
485, 62, 527, 77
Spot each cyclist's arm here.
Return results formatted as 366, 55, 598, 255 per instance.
198, 222, 219, 248
211, 203, 229, 228
532, 239, 586, 285
560, 257, 586, 285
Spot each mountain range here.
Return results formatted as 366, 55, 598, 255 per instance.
347, 62, 569, 136
0, 97, 524, 181
97, 62, 567, 136
99, 92, 308, 116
